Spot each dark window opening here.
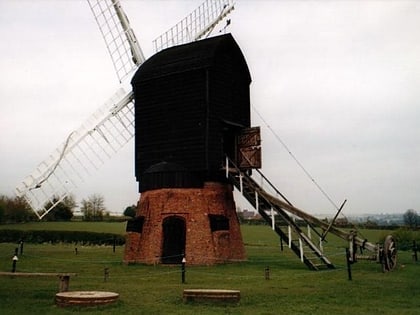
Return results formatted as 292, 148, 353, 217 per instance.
222, 128, 237, 161
162, 216, 186, 264
126, 216, 145, 233
209, 214, 230, 232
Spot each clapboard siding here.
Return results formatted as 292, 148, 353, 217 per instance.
132, 34, 251, 192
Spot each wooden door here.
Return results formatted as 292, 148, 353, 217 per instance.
237, 126, 261, 169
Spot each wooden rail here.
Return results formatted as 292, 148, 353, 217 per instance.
0, 272, 77, 292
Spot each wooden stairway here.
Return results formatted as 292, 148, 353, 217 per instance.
226, 160, 335, 271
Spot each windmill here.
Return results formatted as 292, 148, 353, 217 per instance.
15, 0, 235, 220
15, 0, 397, 270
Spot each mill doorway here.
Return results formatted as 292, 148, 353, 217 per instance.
161, 216, 186, 264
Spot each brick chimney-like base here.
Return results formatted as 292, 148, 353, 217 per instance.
123, 182, 246, 265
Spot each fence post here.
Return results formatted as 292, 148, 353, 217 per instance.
265, 266, 270, 280
104, 267, 109, 282
19, 240, 24, 255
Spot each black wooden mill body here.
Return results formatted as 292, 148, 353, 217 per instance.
131, 34, 252, 193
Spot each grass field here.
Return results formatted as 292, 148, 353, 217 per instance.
0, 223, 419, 314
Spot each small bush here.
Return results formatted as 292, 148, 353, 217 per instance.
390, 228, 420, 251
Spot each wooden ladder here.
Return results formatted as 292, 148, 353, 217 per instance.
226, 160, 334, 271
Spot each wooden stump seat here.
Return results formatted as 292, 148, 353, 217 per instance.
183, 289, 240, 303
55, 291, 119, 307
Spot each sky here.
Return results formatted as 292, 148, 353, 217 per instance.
0, 0, 419, 217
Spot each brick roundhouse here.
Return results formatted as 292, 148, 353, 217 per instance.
124, 34, 258, 265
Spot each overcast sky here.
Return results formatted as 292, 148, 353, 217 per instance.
1, 0, 419, 217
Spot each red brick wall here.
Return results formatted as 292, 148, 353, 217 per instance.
123, 182, 246, 265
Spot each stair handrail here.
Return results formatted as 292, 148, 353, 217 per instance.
225, 156, 324, 240
225, 156, 334, 269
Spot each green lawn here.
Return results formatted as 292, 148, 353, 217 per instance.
0, 224, 418, 314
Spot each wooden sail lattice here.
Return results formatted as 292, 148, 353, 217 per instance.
87, 0, 145, 83
16, 89, 134, 219
153, 0, 235, 53
16, 0, 235, 219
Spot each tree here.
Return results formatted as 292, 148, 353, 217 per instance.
0, 201, 5, 223
0, 195, 34, 223
123, 205, 136, 218
403, 209, 418, 229
44, 195, 76, 221
80, 194, 107, 221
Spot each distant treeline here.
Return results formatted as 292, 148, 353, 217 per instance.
239, 217, 409, 230
239, 217, 419, 251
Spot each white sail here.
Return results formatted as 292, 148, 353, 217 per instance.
16, 0, 235, 219
16, 89, 134, 219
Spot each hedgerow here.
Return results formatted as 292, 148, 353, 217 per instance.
0, 229, 125, 245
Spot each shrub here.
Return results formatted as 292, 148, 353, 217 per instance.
390, 228, 420, 251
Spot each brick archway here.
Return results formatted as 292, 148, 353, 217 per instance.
124, 183, 246, 265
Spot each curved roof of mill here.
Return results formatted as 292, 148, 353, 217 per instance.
132, 33, 251, 83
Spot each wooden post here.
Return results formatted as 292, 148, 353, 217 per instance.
59, 275, 70, 292
255, 191, 259, 212
19, 240, 24, 255
280, 235, 283, 252
319, 237, 323, 253
104, 268, 109, 282
271, 208, 275, 230
299, 238, 304, 262
346, 248, 352, 281
264, 266, 270, 280
321, 199, 347, 241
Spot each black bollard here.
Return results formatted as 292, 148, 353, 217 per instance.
19, 240, 24, 255
113, 236, 116, 253
181, 257, 186, 284
75, 247, 78, 255
12, 255, 18, 273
